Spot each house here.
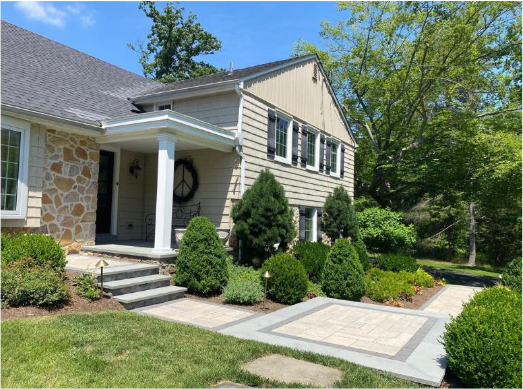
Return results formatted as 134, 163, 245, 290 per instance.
0, 21, 356, 258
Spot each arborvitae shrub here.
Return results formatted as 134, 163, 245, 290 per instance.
321, 186, 359, 242
291, 241, 330, 283
261, 253, 308, 304
322, 239, 365, 300
175, 217, 228, 295
231, 169, 295, 267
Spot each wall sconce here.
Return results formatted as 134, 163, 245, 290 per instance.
129, 158, 142, 179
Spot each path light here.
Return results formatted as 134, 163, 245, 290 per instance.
95, 259, 109, 296
498, 274, 503, 286
262, 271, 271, 310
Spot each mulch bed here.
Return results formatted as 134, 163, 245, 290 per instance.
360, 284, 445, 310
1, 272, 123, 321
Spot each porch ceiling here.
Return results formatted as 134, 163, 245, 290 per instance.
105, 136, 207, 153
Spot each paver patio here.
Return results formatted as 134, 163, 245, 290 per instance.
420, 285, 481, 316
65, 254, 130, 272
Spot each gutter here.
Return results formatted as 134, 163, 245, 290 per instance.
234, 82, 246, 196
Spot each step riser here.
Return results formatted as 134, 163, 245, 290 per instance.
107, 279, 171, 296
97, 268, 159, 283
119, 291, 185, 310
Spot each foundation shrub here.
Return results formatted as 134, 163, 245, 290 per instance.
261, 253, 308, 304
291, 241, 330, 283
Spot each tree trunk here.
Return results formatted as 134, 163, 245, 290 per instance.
468, 202, 476, 267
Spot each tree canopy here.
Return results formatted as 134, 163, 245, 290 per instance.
129, 1, 223, 83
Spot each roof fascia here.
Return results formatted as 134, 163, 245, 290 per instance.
239, 54, 318, 83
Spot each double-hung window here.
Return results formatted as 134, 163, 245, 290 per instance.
306, 129, 320, 171
330, 141, 340, 177
275, 113, 292, 163
1, 116, 30, 219
304, 207, 317, 242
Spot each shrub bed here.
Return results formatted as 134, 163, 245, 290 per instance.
502, 257, 521, 293
222, 264, 263, 305
322, 239, 365, 301
365, 268, 434, 302
353, 239, 370, 271
175, 217, 228, 295
1, 233, 66, 271
291, 241, 330, 283
74, 273, 101, 301
261, 253, 308, 304
378, 253, 418, 273
1, 259, 69, 307
443, 287, 522, 388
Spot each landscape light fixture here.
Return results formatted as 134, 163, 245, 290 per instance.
262, 271, 271, 310
95, 259, 109, 295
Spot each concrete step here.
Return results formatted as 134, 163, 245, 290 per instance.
101, 274, 172, 296
95, 263, 159, 282
113, 286, 187, 310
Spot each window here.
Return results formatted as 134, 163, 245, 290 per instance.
275, 114, 292, 162
1, 116, 30, 219
330, 141, 340, 177
306, 129, 320, 171
157, 103, 172, 111
304, 207, 317, 242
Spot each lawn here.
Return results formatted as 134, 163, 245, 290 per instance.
416, 258, 502, 278
2, 311, 419, 388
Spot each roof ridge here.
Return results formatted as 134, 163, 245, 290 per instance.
1, 20, 159, 87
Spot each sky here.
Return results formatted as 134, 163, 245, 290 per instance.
1, 1, 345, 77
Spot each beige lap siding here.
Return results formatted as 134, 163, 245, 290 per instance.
241, 94, 355, 210
143, 148, 240, 234
40, 129, 100, 246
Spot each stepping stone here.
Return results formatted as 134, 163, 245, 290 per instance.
242, 354, 343, 387
213, 381, 250, 388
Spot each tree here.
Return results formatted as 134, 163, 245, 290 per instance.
129, 1, 223, 82
321, 186, 359, 242
231, 169, 295, 266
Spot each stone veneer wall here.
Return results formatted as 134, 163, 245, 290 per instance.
40, 129, 99, 246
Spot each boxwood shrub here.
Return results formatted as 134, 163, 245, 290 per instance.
443, 287, 522, 388
502, 257, 521, 293
291, 241, 330, 283
1, 259, 69, 307
222, 264, 263, 305
322, 239, 365, 301
378, 253, 418, 273
261, 253, 308, 304
1, 233, 66, 272
175, 217, 228, 295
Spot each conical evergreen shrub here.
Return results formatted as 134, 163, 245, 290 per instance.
321, 186, 359, 242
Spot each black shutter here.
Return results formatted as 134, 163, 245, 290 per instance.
340, 144, 345, 178
267, 109, 276, 159
319, 135, 325, 172
317, 208, 323, 242
292, 122, 299, 165
299, 206, 306, 241
326, 139, 332, 174
300, 126, 308, 167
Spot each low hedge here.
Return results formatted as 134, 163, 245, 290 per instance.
222, 264, 263, 305
291, 241, 330, 283
261, 253, 308, 304
443, 287, 522, 388
1, 233, 66, 272
378, 253, 418, 273
502, 257, 521, 293
1, 259, 69, 307
365, 268, 434, 302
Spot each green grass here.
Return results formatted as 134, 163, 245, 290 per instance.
2, 311, 419, 388
416, 258, 502, 278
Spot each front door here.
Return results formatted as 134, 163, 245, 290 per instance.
96, 150, 114, 234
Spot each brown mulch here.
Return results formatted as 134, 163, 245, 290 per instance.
360, 284, 444, 310
185, 293, 289, 314
1, 272, 123, 321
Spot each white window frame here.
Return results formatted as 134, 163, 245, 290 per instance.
330, 140, 341, 178
1, 116, 30, 219
305, 127, 320, 172
155, 102, 172, 111
274, 112, 293, 164
304, 207, 318, 242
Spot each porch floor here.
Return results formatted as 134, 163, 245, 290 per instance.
81, 240, 234, 261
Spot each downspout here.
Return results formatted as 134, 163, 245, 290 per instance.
234, 82, 246, 262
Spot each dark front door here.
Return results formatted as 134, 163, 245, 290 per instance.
96, 150, 114, 234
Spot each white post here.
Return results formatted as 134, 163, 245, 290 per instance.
152, 133, 176, 254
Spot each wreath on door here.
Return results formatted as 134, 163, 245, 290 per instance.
173, 158, 199, 204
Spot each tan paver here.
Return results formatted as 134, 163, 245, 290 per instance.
66, 254, 129, 272
138, 299, 254, 329
422, 285, 481, 316
271, 304, 427, 356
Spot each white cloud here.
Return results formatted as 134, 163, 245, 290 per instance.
15, 1, 67, 27
15, 1, 96, 28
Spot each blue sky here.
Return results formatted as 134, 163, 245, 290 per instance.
1, 1, 345, 76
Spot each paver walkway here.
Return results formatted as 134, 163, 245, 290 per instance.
420, 285, 481, 316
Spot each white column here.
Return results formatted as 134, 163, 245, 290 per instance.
152, 133, 177, 254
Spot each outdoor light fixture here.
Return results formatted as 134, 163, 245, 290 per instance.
262, 271, 271, 310
129, 159, 142, 179
95, 259, 109, 295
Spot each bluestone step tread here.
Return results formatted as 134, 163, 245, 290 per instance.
101, 274, 171, 289
113, 286, 187, 303
95, 263, 158, 275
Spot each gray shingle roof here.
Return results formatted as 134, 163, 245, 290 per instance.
1, 21, 160, 127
